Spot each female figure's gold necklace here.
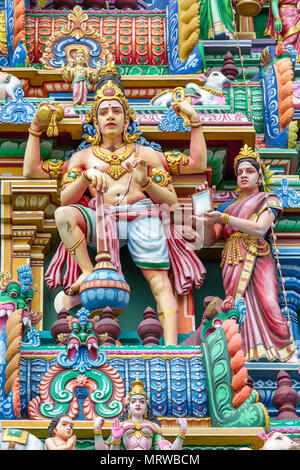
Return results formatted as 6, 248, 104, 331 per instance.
92, 142, 134, 180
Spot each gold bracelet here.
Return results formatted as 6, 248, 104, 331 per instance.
29, 127, 42, 137
222, 213, 229, 225
189, 120, 202, 128
111, 439, 121, 446
140, 177, 152, 192
275, 16, 281, 20
81, 170, 92, 185
94, 430, 102, 435
178, 432, 186, 440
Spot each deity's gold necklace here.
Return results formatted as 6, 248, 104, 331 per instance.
92, 142, 134, 180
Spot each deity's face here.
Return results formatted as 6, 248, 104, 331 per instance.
96, 99, 128, 140
128, 394, 147, 419
53, 416, 74, 441
236, 160, 261, 192
75, 51, 86, 66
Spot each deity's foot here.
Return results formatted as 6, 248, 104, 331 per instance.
68, 271, 91, 295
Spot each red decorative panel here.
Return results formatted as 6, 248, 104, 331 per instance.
25, 13, 167, 66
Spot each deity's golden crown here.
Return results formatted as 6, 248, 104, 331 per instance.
74, 47, 86, 56
88, 59, 136, 122
233, 144, 265, 175
126, 379, 148, 404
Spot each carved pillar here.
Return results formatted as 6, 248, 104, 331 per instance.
0, 178, 60, 329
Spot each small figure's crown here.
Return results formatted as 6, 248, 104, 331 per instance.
233, 144, 265, 175
126, 379, 148, 404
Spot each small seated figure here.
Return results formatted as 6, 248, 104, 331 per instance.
61, 48, 99, 106
45, 414, 76, 450
94, 380, 187, 450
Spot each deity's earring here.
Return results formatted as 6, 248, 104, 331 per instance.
89, 123, 102, 146
123, 128, 139, 144
123, 126, 130, 143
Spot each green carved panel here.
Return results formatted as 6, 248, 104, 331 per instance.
201, 328, 268, 428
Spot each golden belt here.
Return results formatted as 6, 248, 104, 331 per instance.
221, 231, 270, 268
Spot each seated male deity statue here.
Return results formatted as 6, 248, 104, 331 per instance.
23, 61, 208, 346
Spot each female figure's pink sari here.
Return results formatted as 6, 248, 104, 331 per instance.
221, 192, 295, 361
264, 0, 300, 61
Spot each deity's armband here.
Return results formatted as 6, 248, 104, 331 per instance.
163, 150, 189, 175
150, 167, 172, 187
61, 167, 82, 188
42, 159, 65, 179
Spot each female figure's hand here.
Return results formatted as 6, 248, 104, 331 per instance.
111, 419, 124, 441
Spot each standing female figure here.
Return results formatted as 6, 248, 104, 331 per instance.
264, 0, 300, 61
197, 145, 297, 362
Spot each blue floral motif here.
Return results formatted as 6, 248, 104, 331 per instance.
0, 87, 36, 123
159, 108, 190, 132
22, 327, 40, 348
17, 264, 33, 295
166, 0, 205, 74
274, 178, 300, 208
57, 346, 107, 374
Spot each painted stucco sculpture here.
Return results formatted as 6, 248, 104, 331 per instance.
0, 0, 300, 452
0, 421, 46, 450
28, 308, 125, 421
94, 379, 188, 450
196, 145, 297, 362
264, 0, 300, 62
23, 58, 208, 347
199, 0, 235, 40
151, 71, 231, 108
260, 43, 298, 148
0, 71, 22, 103
61, 47, 100, 106
45, 414, 76, 450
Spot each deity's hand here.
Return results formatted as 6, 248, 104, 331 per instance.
111, 419, 124, 441
94, 416, 105, 431
171, 100, 199, 122
181, 225, 201, 244
84, 168, 109, 192
31, 102, 57, 130
203, 210, 223, 225
126, 159, 148, 187
177, 418, 188, 435
274, 17, 283, 33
